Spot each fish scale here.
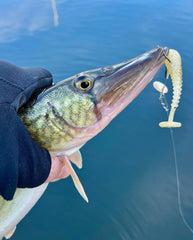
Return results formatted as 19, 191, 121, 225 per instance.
19, 85, 97, 151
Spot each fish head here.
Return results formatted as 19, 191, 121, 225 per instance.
56, 46, 168, 148
18, 47, 169, 203
20, 47, 168, 152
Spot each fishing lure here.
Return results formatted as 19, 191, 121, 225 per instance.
153, 81, 168, 94
153, 50, 193, 234
159, 49, 182, 128
153, 81, 169, 112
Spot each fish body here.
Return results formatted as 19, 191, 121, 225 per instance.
0, 47, 168, 239
0, 184, 48, 240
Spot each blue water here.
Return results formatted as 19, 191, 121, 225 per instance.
1, 0, 193, 239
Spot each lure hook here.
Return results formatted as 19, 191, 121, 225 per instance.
163, 52, 171, 63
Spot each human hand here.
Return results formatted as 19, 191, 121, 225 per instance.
46, 155, 70, 183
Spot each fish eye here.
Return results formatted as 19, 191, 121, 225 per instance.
75, 75, 93, 91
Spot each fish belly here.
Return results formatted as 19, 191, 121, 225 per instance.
0, 183, 48, 239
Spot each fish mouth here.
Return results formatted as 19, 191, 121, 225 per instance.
94, 46, 169, 123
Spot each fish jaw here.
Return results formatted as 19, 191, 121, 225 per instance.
91, 47, 169, 133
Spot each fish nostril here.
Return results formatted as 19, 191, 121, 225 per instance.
77, 75, 86, 81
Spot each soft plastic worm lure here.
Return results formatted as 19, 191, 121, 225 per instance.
159, 49, 182, 128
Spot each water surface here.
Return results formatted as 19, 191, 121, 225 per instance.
1, 0, 193, 239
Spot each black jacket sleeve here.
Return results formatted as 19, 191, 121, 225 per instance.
0, 61, 53, 200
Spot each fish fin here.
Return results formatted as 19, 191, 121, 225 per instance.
69, 150, 82, 169
60, 156, 88, 203
165, 66, 170, 79
4, 226, 16, 239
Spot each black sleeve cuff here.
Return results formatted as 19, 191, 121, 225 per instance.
0, 104, 51, 200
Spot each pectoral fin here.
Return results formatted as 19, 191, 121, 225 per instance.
69, 150, 82, 169
60, 156, 88, 203
4, 226, 16, 239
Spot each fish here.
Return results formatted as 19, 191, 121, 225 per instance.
0, 46, 169, 239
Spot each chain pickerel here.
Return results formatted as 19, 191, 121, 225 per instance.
0, 47, 169, 239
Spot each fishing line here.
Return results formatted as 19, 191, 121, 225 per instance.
159, 91, 193, 234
